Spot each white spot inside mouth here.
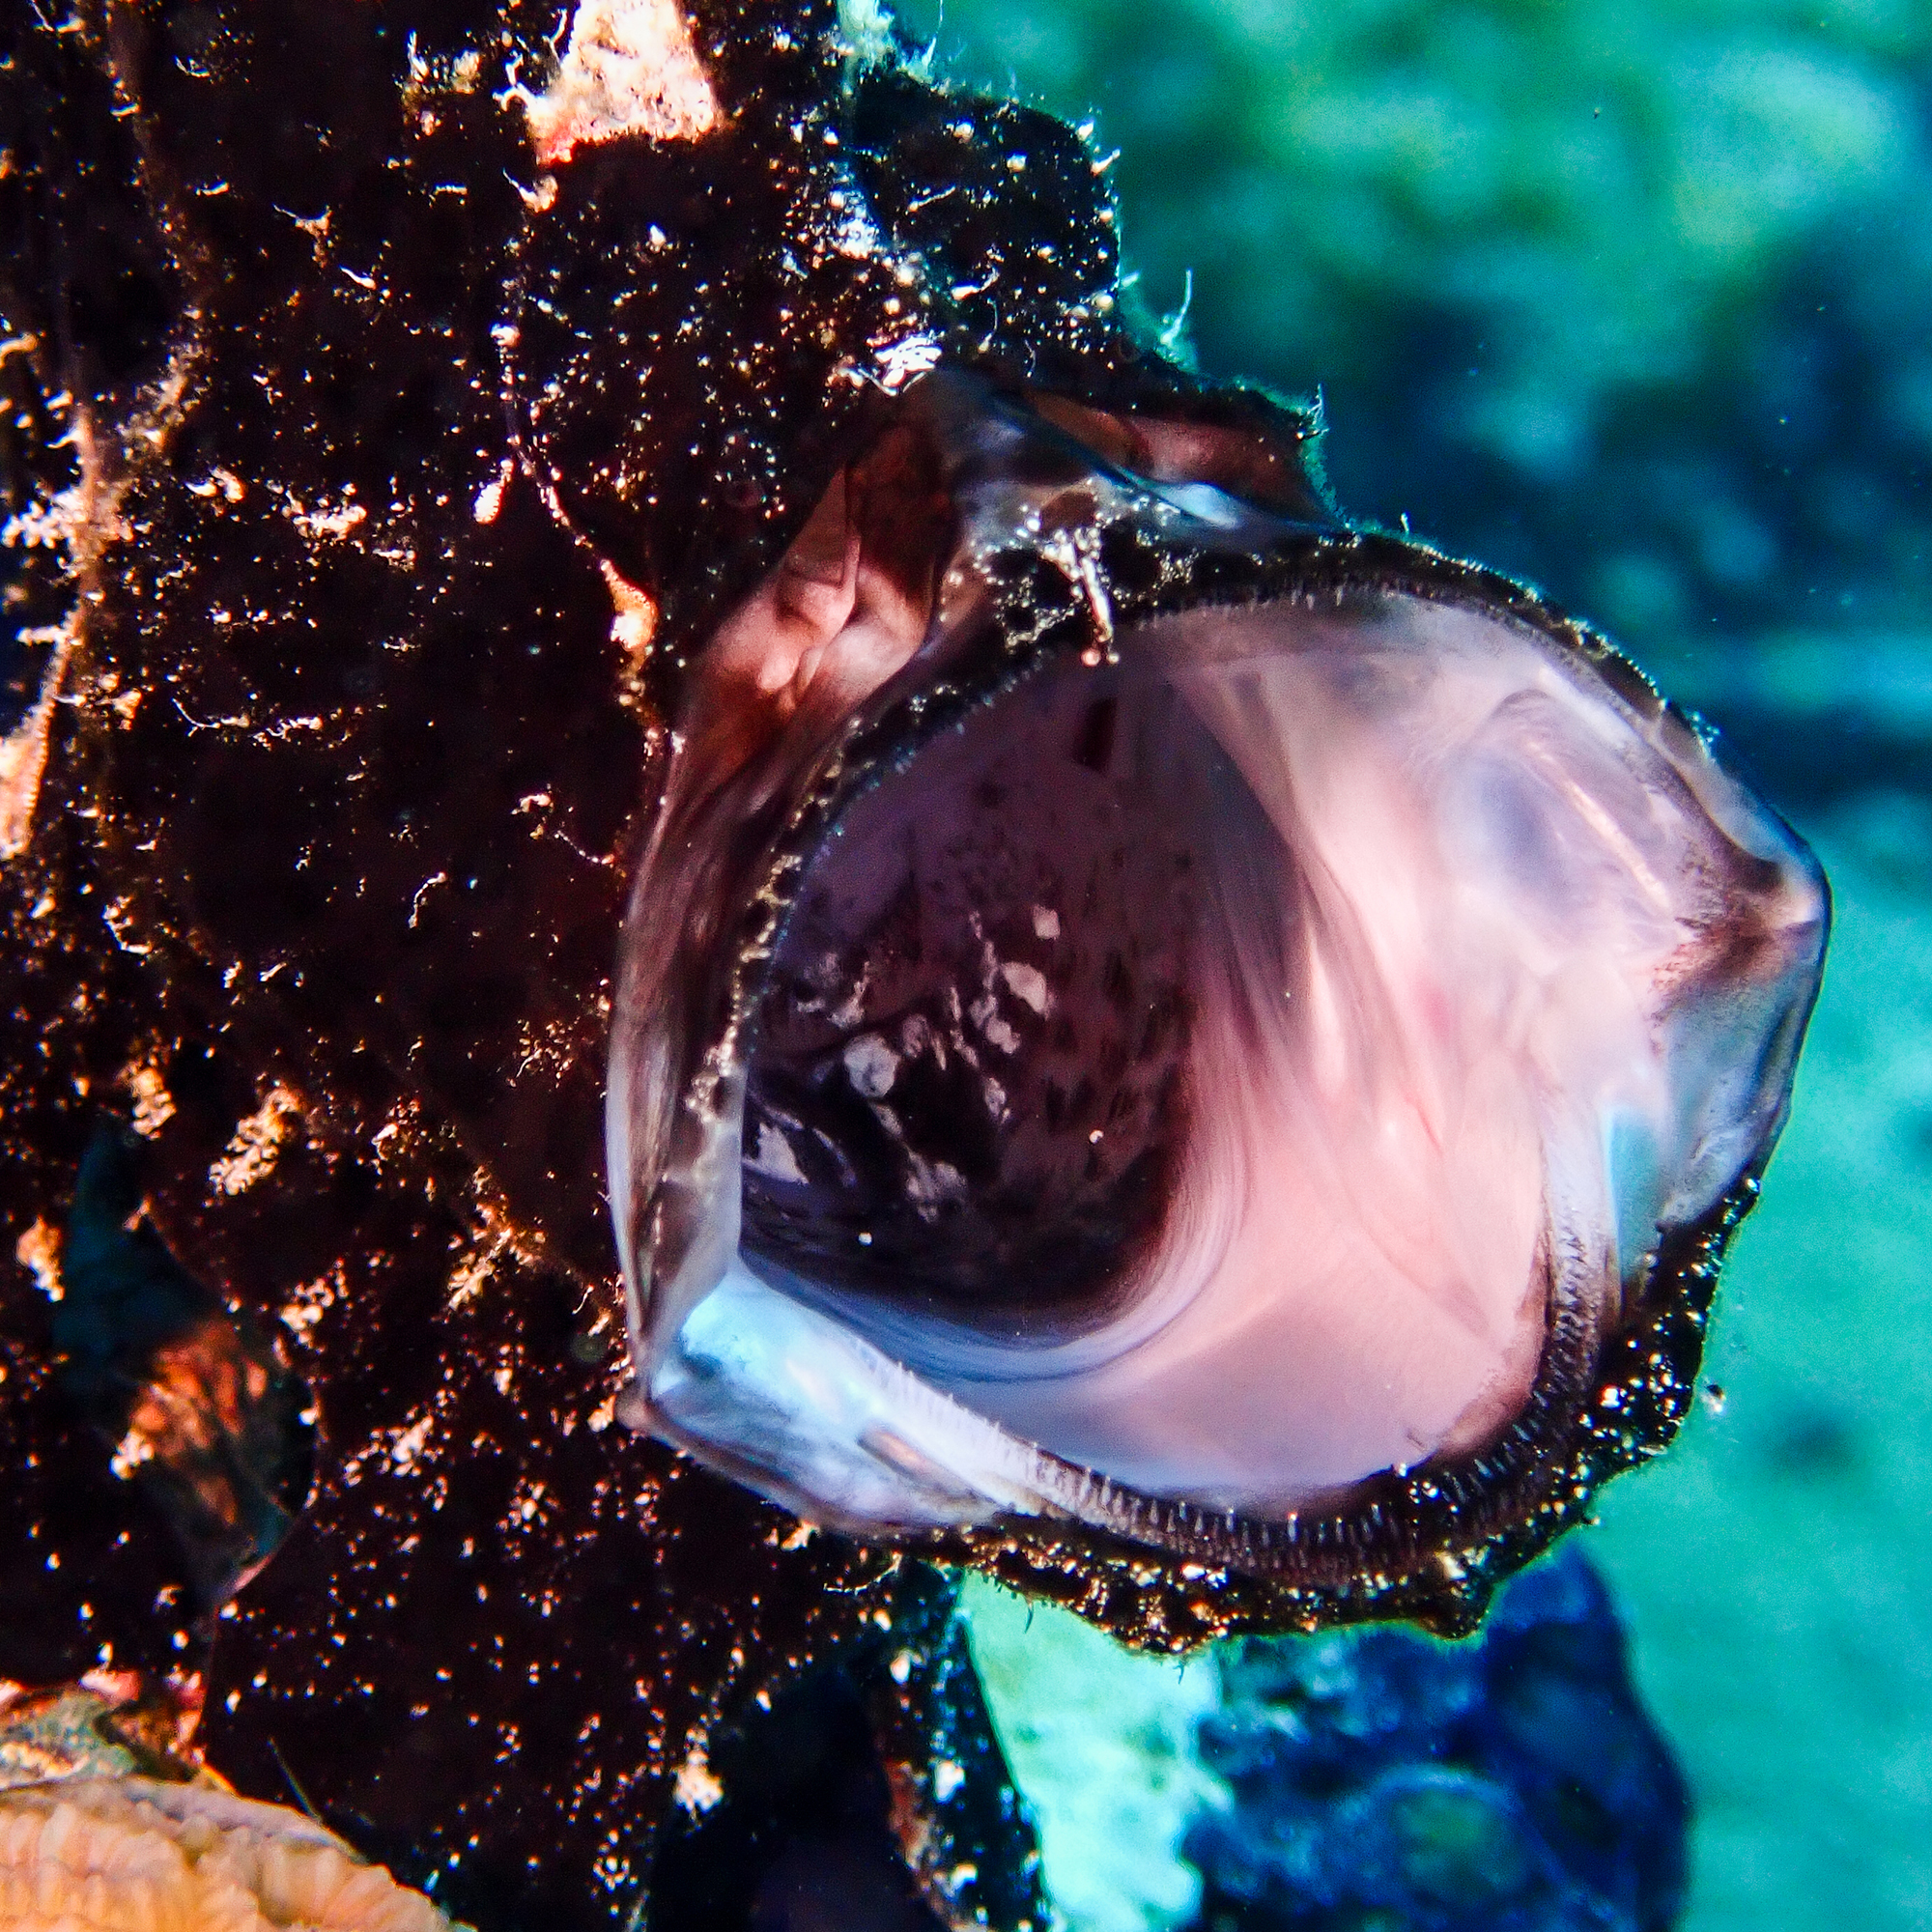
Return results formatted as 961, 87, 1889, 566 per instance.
842, 1033, 899, 1096
971, 998, 1021, 1054
746, 1122, 809, 1186
999, 960, 1050, 1014
1032, 904, 1061, 940
829, 964, 871, 1030
899, 1011, 946, 1069
904, 1152, 967, 1221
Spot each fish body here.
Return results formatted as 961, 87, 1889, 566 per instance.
0, 1, 1824, 1926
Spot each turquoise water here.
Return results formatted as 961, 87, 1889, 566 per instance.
936, 2, 1932, 1924
967, 817, 1932, 1932
967, 1577, 1223, 1932
1590, 789, 1932, 1930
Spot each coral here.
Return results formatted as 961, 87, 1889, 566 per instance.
0, 1776, 463, 1931
1181, 1548, 1688, 1932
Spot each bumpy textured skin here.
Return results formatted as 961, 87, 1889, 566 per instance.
0, 2, 1065, 1926
0, 0, 1757, 1922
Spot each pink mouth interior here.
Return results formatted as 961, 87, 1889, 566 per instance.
738, 593, 1820, 1511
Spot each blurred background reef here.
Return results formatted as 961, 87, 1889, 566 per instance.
905, 5, 1932, 1932
906, 0, 1930, 673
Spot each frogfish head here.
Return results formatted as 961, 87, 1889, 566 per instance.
603, 369, 1827, 1630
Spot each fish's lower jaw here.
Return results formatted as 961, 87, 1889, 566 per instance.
641, 1265, 1057, 1534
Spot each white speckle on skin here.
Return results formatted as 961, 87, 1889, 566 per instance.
870, 328, 944, 389
472, 459, 513, 524
933, 1758, 966, 1800
385, 1412, 435, 1473
600, 558, 657, 665
0, 616, 75, 861
673, 1745, 724, 1814
409, 870, 449, 929
122, 1057, 177, 1138
279, 1262, 343, 1340
280, 493, 367, 541
109, 1428, 155, 1480
208, 1086, 303, 1196
14, 1219, 62, 1301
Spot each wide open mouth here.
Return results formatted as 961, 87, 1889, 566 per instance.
610, 381, 1827, 1555
726, 590, 1814, 1515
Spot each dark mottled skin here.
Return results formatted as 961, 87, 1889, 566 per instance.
0, 0, 1765, 1923
0, 1, 1060, 1924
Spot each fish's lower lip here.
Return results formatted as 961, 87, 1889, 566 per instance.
641, 1268, 1053, 1532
